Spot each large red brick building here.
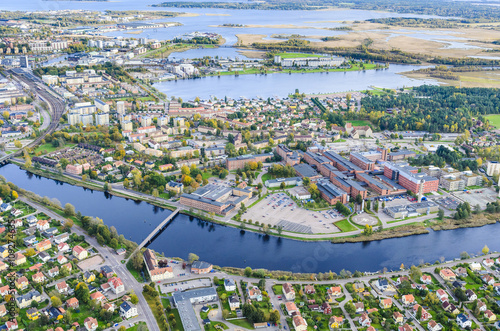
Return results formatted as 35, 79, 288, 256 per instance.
383, 162, 438, 194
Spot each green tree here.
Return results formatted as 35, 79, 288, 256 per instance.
409, 266, 422, 282
188, 253, 199, 263
482, 245, 489, 255
75, 282, 90, 303
437, 209, 444, 220
64, 203, 75, 217
51, 296, 62, 308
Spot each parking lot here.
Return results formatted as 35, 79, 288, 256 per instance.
244, 192, 342, 234
452, 188, 498, 209
160, 278, 212, 295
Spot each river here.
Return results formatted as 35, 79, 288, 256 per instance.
1, 164, 498, 273
153, 64, 438, 100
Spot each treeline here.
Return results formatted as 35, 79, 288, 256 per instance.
366, 18, 472, 29
361, 85, 500, 133
152, 1, 329, 10
410, 146, 478, 171
252, 40, 425, 64
172, 36, 220, 44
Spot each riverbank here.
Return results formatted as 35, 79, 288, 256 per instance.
11, 157, 499, 247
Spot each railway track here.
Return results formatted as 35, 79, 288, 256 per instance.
0, 69, 65, 163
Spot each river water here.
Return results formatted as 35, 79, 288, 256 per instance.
153, 64, 438, 100
1, 164, 498, 273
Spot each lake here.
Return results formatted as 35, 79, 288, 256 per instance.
1, 164, 498, 273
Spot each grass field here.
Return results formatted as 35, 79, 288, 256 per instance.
334, 219, 357, 232
486, 114, 500, 128
277, 52, 320, 58
347, 120, 370, 126
33, 143, 75, 155
228, 318, 254, 329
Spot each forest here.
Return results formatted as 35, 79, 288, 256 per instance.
361, 85, 500, 133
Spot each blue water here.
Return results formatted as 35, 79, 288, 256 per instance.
1, 164, 499, 273
153, 64, 438, 100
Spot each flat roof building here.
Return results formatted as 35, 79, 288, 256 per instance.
293, 163, 322, 181
172, 288, 218, 331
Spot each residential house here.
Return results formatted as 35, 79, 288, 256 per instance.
321, 302, 332, 315
380, 298, 393, 309
483, 259, 495, 268
56, 281, 69, 294
420, 275, 432, 284
393, 312, 404, 324
482, 274, 495, 285
73, 245, 88, 260
84, 317, 99, 331
6, 319, 18, 331
304, 285, 316, 294
48, 266, 59, 278
27, 307, 39, 320
283, 283, 296, 301
58, 242, 70, 252
327, 286, 342, 302
354, 302, 365, 313
66, 297, 79, 309
36, 219, 50, 231
465, 289, 477, 301
359, 313, 371, 327
247, 286, 263, 301
427, 320, 443, 331
32, 272, 46, 283
83, 271, 96, 283
477, 301, 488, 312
413, 304, 431, 321
353, 282, 365, 293
224, 279, 236, 292
285, 302, 299, 316
15, 276, 29, 290
398, 324, 413, 331
108, 277, 125, 294
329, 316, 343, 329
14, 252, 26, 265
456, 267, 468, 278
292, 315, 307, 331
485, 310, 497, 322
440, 269, 456, 281
436, 289, 449, 302
402, 294, 415, 306
54, 233, 69, 244
57, 255, 68, 264
375, 278, 389, 292
90, 291, 105, 304
38, 251, 50, 262
456, 313, 472, 329
229, 295, 240, 310
120, 301, 138, 319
